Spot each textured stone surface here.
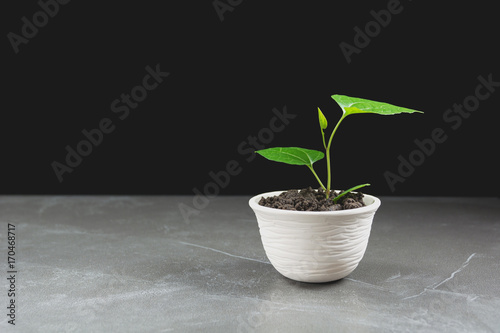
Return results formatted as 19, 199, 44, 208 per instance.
0, 195, 499, 332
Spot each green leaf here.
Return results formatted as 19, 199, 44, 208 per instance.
255, 147, 324, 166
318, 107, 328, 129
318, 107, 328, 149
333, 183, 371, 204
331, 95, 423, 117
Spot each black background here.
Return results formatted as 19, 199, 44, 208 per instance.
2, 1, 499, 196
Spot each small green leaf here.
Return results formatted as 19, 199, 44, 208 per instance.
255, 147, 324, 166
318, 107, 328, 149
332, 95, 423, 117
333, 183, 371, 204
318, 107, 328, 130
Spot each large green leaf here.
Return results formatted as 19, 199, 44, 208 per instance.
255, 147, 324, 166
332, 94, 423, 116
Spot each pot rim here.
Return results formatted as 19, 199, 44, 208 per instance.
249, 190, 381, 216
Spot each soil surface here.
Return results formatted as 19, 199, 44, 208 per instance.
258, 187, 365, 211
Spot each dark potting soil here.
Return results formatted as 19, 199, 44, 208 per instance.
258, 187, 365, 211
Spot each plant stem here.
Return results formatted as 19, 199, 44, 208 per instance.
326, 113, 347, 197
333, 183, 371, 204
325, 149, 331, 198
307, 165, 326, 191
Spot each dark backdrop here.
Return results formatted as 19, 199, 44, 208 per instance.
2, 1, 498, 196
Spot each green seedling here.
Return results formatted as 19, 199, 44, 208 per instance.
256, 94, 423, 200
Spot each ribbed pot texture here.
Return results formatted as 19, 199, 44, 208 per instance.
249, 191, 381, 283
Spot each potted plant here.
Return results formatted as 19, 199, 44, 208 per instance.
249, 94, 422, 283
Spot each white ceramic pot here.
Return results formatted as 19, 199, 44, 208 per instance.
249, 191, 381, 283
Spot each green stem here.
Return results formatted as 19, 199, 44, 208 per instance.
333, 183, 371, 204
326, 149, 331, 198
307, 165, 326, 191
326, 113, 347, 197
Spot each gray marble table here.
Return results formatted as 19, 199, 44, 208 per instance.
0, 195, 499, 332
